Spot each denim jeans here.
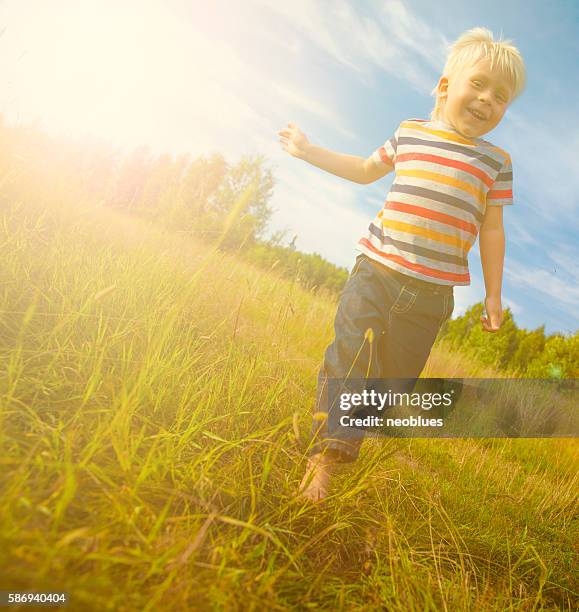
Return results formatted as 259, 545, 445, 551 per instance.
308, 254, 454, 462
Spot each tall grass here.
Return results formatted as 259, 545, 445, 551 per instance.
1, 194, 577, 611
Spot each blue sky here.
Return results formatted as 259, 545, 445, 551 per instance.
1, 0, 577, 335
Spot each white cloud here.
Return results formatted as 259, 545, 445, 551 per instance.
377, 1, 448, 74
507, 221, 539, 247
503, 110, 579, 225
503, 296, 523, 316
547, 247, 579, 284
266, 160, 370, 268
452, 278, 484, 318
270, 82, 357, 142
505, 259, 579, 312
250, 0, 447, 93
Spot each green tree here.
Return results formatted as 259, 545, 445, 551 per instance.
462, 307, 519, 370
510, 325, 546, 375
526, 331, 579, 378
441, 302, 484, 349
209, 154, 274, 249
179, 153, 227, 222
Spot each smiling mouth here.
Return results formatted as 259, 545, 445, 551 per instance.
468, 108, 487, 121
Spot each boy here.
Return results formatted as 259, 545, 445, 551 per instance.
277, 27, 526, 501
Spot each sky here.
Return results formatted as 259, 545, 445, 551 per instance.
0, 0, 578, 335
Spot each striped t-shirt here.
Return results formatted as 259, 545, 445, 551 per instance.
357, 118, 513, 286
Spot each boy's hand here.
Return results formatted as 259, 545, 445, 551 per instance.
278, 122, 311, 160
481, 295, 503, 332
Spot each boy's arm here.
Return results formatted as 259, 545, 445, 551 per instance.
478, 206, 505, 332
302, 144, 393, 184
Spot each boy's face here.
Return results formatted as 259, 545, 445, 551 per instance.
438, 58, 513, 138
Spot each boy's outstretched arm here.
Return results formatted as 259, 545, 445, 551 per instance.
278, 122, 392, 184
479, 206, 505, 332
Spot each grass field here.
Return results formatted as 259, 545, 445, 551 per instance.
0, 195, 577, 611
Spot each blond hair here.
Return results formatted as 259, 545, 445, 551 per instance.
430, 27, 526, 121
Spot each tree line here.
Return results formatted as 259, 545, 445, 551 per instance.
438, 303, 578, 378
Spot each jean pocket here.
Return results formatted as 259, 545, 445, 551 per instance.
391, 285, 418, 314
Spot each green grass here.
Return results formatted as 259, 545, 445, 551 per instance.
0, 196, 577, 611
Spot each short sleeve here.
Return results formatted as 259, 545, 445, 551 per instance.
370, 125, 400, 168
487, 155, 513, 206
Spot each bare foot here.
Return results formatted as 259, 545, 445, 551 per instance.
298, 453, 336, 502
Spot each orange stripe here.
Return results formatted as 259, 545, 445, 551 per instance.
359, 238, 470, 283
385, 201, 477, 234
381, 218, 472, 251
378, 146, 394, 165
488, 189, 512, 199
397, 169, 486, 205
396, 152, 493, 188
400, 121, 475, 146
489, 147, 510, 165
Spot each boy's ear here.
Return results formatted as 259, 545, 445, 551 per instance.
436, 76, 449, 99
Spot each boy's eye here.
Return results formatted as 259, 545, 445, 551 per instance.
471, 80, 481, 87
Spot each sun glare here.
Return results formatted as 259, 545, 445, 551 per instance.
0, 0, 250, 153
